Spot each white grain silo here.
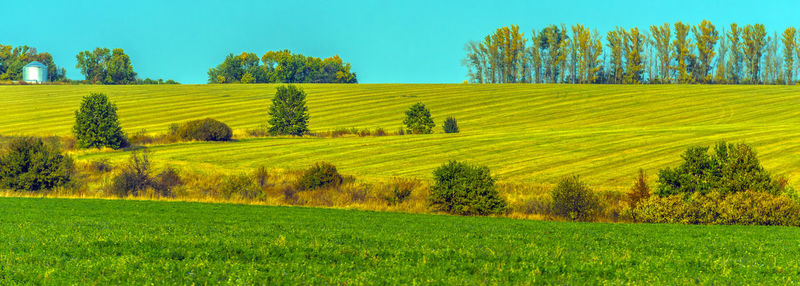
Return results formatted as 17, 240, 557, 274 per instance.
23, 61, 48, 83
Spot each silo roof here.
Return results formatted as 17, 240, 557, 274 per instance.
24, 61, 46, 68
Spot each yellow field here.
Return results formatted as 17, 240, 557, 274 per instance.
3, 84, 800, 190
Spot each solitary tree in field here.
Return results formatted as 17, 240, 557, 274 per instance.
403, 102, 435, 134
73, 93, 127, 149
268, 85, 309, 136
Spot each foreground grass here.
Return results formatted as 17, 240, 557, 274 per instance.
2, 197, 799, 284
5, 84, 800, 189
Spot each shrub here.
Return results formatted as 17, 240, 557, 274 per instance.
627, 169, 651, 208
253, 166, 270, 188
73, 93, 127, 149
657, 142, 778, 196
374, 128, 387, 136
385, 177, 416, 205
88, 159, 113, 173
551, 176, 600, 221
268, 85, 309, 136
633, 191, 800, 226
403, 102, 435, 134
152, 167, 182, 197
177, 118, 232, 141
443, 116, 459, 133
428, 161, 507, 215
220, 173, 262, 200
110, 149, 153, 197
0, 137, 74, 191
297, 162, 344, 190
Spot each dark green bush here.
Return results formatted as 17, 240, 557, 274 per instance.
443, 116, 459, 133
657, 142, 778, 196
73, 93, 127, 149
551, 176, 600, 221
429, 161, 507, 215
403, 102, 435, 134
177, 118, 232, 141
297, 162, 344, 190
268, 85, 310, 136
0, 137, 74, 191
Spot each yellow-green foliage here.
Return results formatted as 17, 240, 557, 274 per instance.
632, 191, 800, 226
4, 84, 800, 189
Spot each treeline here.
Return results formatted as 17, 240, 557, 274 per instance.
0, 44, 67, 82
464, 21, 800, 85
74, 48, 176, 85
208, 50, 357, 84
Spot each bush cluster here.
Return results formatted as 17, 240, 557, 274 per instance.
551, 176, 600, 221
657, 142, 779, 196
428, 161, 507, 215
297, 162, 344, 190
220, 173, 263, 200
0, 137, 74, 191
632, 191, 800, 226
110, 149, 182, 197
177, 118, 233, 141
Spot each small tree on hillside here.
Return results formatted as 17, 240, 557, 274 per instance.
73, 93, 127, 149
268, 85, 309, 136
443, 116, 459, 133
429, 160, 507, 215
403, 102, 435, 134
627, 169, 651, 208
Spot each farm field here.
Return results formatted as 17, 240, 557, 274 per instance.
2, 197, 799, 284
3, 84, 800, 189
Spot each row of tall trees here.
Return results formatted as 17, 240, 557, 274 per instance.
464, 21, 800, 85
0, 44, 67, 81
208, 50, 357, 84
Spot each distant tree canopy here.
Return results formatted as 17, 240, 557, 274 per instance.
208, 50, 357, 84
465, 21, 800, 85
0, 44, 66, 82
75, 48, 137, 84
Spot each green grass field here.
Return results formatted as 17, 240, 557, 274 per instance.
2, 197, 798, 284
3, 84, 800, 189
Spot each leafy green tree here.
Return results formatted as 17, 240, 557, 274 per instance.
649, 23, 672, 83
657, 142, 778, 196
741, 24, 767, 83
76, 48, 110, 83
429, 161, 507, 215
0, 137, 73, 191
268, 85, 310, 136
104, 48, 137, 84
73, 93, 127, 149
403, 102, 435, 134
726, 24, 744, 83
606, 27, 625, 84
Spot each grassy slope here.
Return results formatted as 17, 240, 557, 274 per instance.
3, 84, 800, 188
2, 197, 798, 284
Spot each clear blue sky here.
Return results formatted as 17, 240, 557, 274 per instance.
4, 0, 799, 84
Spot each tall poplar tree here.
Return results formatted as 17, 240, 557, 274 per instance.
726, 24, 743, 83
741, 24, 767, 84
650, 23, 672, 83
782, 27, 796, 84
692, 20, 718, 83
624, 27, 645, 84
673, 22, 694, 84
